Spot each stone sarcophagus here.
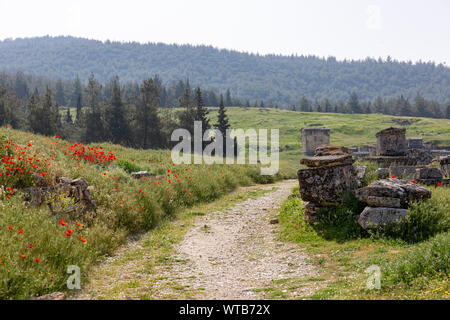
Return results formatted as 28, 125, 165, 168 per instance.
301, 127, 330, 156
375, 127, 407, 156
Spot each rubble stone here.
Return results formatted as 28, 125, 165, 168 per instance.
355, 178, 431, 208
358, 207, 408, 230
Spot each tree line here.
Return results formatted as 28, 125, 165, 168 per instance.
2, 71, 449, 122
0, 74, 234, 152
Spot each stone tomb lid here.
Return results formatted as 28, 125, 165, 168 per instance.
300, 154, 355, 168
375, 127, 406, 137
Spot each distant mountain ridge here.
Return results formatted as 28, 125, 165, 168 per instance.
0, 36, 449, 104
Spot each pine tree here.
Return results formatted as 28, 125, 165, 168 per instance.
396, 95, 412, 116
414, 93, 428, 117
323, 98, 331, 113
84, 73, 105, 142
75, 93, 82, 125
347, 92, 362, 114
107, 76, 130, 145
179, 86, 196, 134
71, 75, 82, 107
373, 96, 384, 114
0, 87, 8, 126
300, 95, 310, 112
215, 94, 231, 157
314, 99, 321, 112
27, 94, 41, 133
137, 78, 163, 149
195, 87, 210, 130
55, 79, 65, 106
225, 89, 232, 106
215, 95, 230, 135
38, 88, 57, 135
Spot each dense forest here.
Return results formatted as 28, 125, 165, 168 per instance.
0, 36, 449, 105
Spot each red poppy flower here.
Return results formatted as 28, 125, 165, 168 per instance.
35, 258, 40, 262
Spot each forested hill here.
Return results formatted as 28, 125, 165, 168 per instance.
1, 36, 449, 104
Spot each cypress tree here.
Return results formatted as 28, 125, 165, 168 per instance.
107, 76, 130, 145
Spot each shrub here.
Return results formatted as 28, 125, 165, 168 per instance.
385, 232, 450, 285
117, 159, 142, 174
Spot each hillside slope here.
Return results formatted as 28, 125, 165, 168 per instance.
0, 36, 449, 104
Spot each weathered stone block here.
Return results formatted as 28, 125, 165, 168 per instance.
301, 127, 330, 155
314, 145, 349, 156
298, 165, 359, 205
376, 127, 407, 156
300, 154, 355, 168
358, 207, 408, 230
407, 137, 423, 149
355, 178, 432, 208
414, 167, 443, 180
389, 165, 420, 179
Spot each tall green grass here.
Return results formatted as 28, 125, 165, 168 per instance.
0, 126, 280, 299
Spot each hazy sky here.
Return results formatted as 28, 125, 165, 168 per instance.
1, 0, 449, 64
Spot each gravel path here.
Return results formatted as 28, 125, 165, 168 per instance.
164, 179, 316, 299
75, 180, 317, 300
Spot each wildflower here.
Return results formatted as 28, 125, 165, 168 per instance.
18, 229, 24, 234
35, 258, 40, 262
20, 254, 25, 258
391, 175, 396, 178
27, 244, 33, 248
58, 219, 66, 226
437, 182, 441, 186
79, 237, 87, 243
7, 226, 12, 230
411, 180, 415, 183
76, 222, 82, 227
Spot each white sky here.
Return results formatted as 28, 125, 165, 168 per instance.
0, 0, 449, 65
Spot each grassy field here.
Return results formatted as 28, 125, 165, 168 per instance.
208, 107, 450, 177
62, 106, 450, 177
0, 125, 278, 299
273, 182, 449, 300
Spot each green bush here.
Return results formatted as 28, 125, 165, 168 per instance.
385, 232, 450, 285
117, 159, 142, 174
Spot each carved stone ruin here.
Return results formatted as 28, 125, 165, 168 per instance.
407, 137, 423, 149
376, 127, 407, 156
298, 145, 364, 222
301, 127, 330, 156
